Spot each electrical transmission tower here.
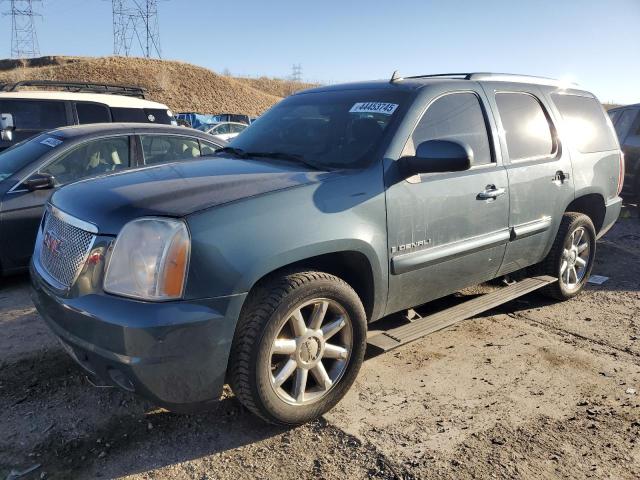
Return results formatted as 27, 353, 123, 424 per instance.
291, 64, 302, 82
3, 0, 41, 59
112, 0, 161, 58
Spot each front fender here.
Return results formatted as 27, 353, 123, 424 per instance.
184, 165, 389, 319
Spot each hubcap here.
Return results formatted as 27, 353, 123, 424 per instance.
560, 226, 591, 290
269, 298, 352, 406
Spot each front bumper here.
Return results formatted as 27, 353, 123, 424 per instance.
30, 262, 247, 413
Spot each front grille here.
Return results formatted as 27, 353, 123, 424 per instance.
39, 209, 96, 288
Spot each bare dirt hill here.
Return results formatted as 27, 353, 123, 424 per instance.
0, 56, 316, 115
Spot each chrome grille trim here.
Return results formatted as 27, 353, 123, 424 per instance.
38, 206, 97, 288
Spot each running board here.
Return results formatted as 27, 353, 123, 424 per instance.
367, 275, 557, 354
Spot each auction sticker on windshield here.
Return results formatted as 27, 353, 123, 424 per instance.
349, 102, 398, 115
40, 137, 63, 148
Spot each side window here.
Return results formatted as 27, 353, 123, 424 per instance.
40, 136, 130, 185
495, 92, 554, 161
213, 124, 231, 135
76, 103, 111, 124
140, 135, 201, 165
200, 141, 219, 156
230, 123, 247, 134
551, 94, 619, 153
0, 100, 67, 131
111, 108, 147, 123
615, 109, 638, 141
411, 92, 493, 165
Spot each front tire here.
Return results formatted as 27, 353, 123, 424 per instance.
539, 213, 596, 300
228, 271, 367, 425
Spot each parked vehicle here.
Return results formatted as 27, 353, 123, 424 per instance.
31, 73, 622, 425
205, 121, 248, 140
608, 104, 640, 202
0, 80, 176, 152
176, 112, 251, 130
0, 123, 224, 274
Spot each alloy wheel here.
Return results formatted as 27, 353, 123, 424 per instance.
268, 298, 353, 406
559, 226, 591, 290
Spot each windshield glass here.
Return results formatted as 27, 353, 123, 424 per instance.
229, 89, 410, 169
0, 134, 61, 182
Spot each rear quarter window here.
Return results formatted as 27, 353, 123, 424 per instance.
551, 94, 619, 153
76, 102, 111, 124
111, 108, 172, 124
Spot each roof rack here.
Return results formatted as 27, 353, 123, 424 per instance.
0, 80, 147, 98
400, 72, 576, 87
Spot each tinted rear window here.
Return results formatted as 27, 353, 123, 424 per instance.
495, 92, 554, 161
0, 100, 67, 131
111, 107, 172, 125
551, 94, 619, 153
76, 102, 111, 124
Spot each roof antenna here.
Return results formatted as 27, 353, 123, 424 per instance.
390, 70, 403, 83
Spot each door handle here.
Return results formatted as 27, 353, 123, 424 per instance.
477, 185, 506, 200
552, 170, 570, 184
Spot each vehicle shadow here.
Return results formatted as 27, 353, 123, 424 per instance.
35, 394, 292, 479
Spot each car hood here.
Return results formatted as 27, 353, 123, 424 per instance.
50, 157, 333, 234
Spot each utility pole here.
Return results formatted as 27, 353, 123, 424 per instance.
291, 64, 302, 82
2, 0, 41, 59
112, 0, 161, 58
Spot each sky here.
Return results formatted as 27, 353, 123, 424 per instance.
1, 0, 639, 104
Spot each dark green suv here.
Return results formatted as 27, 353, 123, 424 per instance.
30, 73, 623, 425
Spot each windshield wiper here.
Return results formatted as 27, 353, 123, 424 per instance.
246, 151, 324, 171
214, 146, 249, 158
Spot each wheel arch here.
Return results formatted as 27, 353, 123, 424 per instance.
565, 193, 606, 234
241, 247, 382, 323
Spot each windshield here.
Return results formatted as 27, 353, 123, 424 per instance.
0, 134, 61, 182
228, 89, 410, 169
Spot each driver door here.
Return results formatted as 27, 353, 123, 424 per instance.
385, 88, 509, 314
0, 135, 131, 269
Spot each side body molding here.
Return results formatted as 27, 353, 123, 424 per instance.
391, 229, 511, 275
511, 216, 552, 240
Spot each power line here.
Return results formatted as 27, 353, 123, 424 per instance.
112, 0, 161, 58
2, 0, 41, 59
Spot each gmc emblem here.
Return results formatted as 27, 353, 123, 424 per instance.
43, 230, 63, 256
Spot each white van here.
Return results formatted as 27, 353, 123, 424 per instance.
0, 80, 175, 151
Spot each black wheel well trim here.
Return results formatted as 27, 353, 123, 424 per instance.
565, 193, 606, 234
245, 250, 379, 323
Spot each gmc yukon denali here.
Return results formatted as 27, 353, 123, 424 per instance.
30, 73, 623, 425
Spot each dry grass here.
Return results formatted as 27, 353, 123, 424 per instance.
0, 56, 315, 115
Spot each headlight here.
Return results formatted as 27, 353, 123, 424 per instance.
104, 218, 190, 301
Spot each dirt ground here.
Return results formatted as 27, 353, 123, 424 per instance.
1, 204, 639, 480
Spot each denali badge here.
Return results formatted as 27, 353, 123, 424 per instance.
43, 230, 63, 256
391, 239, 431, 254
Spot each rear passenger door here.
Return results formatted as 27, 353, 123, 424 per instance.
385, 87, 510, 314
481, 83, 575, 276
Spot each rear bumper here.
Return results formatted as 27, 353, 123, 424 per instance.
30, 263, 247, 413
597, 196, 623, 239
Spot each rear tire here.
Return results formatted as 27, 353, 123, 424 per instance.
538, 213, 596, 300
228, 271, 367, 425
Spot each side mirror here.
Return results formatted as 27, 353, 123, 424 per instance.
23, 173, 55, 191
0, 113, 15, 142
400, 140, 473, 178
